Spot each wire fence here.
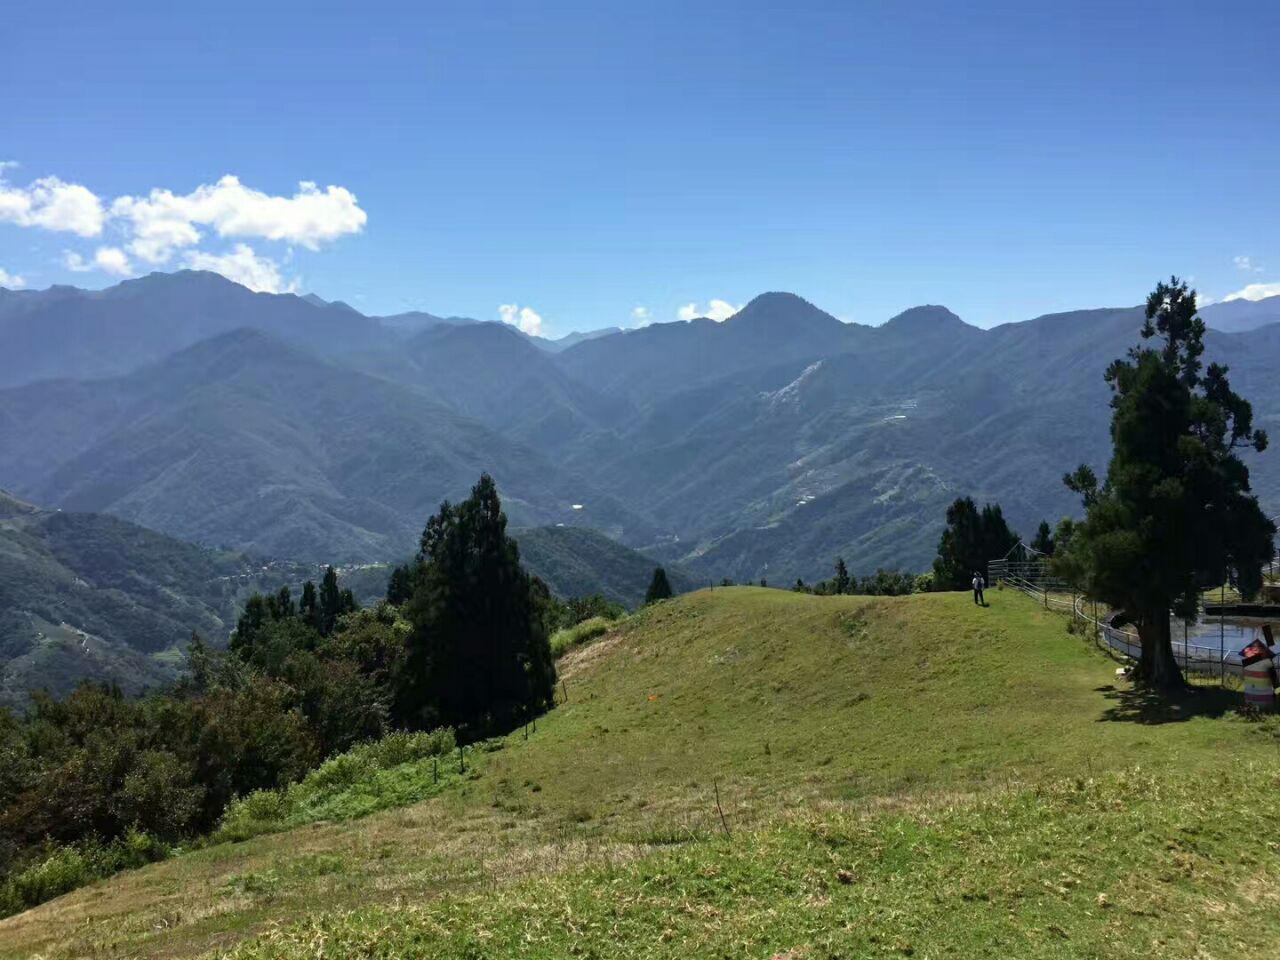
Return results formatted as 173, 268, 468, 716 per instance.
998, 571, 1247, 683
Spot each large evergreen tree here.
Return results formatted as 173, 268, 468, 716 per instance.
645, 566, 673, 604
1031, 520, 1055, 556
386, 564, 414, 605
933, 497, 1019, 590
400, 475, 556, 735
318, 566, 343, 636
1059, 278, 1274, 691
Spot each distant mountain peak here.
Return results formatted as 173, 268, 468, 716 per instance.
881, 305, 969, 333
728, 291, 845, 333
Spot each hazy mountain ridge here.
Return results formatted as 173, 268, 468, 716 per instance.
4, 272, 1280, 583
0, 328, 661, 562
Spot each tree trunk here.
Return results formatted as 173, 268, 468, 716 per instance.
1134, 609, 1186, 691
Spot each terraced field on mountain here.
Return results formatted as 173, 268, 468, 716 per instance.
4, 588, 1276, 959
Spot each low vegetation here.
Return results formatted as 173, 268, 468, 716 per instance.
548, 615, 616, 658
0, 476, 562, 917
3, 588, 1275, 959
215, 729, 458, 843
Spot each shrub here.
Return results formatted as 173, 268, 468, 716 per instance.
550, 616, 616, 658
357, 729, 456, 768
214, 727, 458, 844
0, 829, 170, 918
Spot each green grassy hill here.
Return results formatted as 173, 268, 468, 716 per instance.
4, 588, 1278, 958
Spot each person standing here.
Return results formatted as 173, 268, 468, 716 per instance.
972, 571, 986, 606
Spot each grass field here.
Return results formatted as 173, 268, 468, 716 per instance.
4, 587, 1278, 959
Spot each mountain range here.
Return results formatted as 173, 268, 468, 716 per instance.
3, 270, 1280, 589
0, 487, 692, 707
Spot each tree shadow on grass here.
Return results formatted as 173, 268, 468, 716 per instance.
1094, 683, 1239, 724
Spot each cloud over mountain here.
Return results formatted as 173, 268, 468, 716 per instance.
109, 175, 367, 265
183, 243, 296, 294
1225, 282, 1280, 303
678, 299, 741, 322
1, 167, 367, 291
499, 303, 544, 336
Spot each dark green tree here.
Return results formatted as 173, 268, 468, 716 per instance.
386, 563, 415, 605
299, 580, 319, 630
1059, 277, 1275, 691
1031, 520, 1055, 556
932, 497, 1019, 590
318, 567, 343, 636
834, 557, 850, 595
272, 585, 295, 618
400, 475, 556, 735
645, 567, 674, 604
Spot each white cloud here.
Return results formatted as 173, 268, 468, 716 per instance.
0, 174, 105, 237
183, 244, 297, 294
63, 251, 91, 272
93, 246, 133, 277
678, 298, 742, 322
1234, 255, 1264, 273
2, 168, 367, 287
631, 305, 651, 325
1224, 282, 1280, 303
498, 303, 544, 337
110, 175, 367, 264
0, 266, 25, 288
64, 246, 135, 277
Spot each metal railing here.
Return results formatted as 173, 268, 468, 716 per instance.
1000, 574, 1245, 680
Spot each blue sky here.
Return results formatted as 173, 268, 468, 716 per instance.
2, 0, 1277, 336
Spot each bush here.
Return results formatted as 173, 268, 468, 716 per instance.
0, 829, 170, 918
304, 752, 375, 793
550, 616, 616, 658
356, 729, 456, 768
215, 728, 458, 844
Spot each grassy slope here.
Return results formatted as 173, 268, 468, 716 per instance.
3, 588, 1278, 959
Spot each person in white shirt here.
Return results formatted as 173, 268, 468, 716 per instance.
972, 572, 986, 606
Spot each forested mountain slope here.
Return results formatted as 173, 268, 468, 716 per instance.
0, 494, 282, 708
0, 330, 659, 561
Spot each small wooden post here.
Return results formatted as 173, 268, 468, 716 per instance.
433, 755, 438, 784
458, 745, 465, 774
713, 778, 731, 838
